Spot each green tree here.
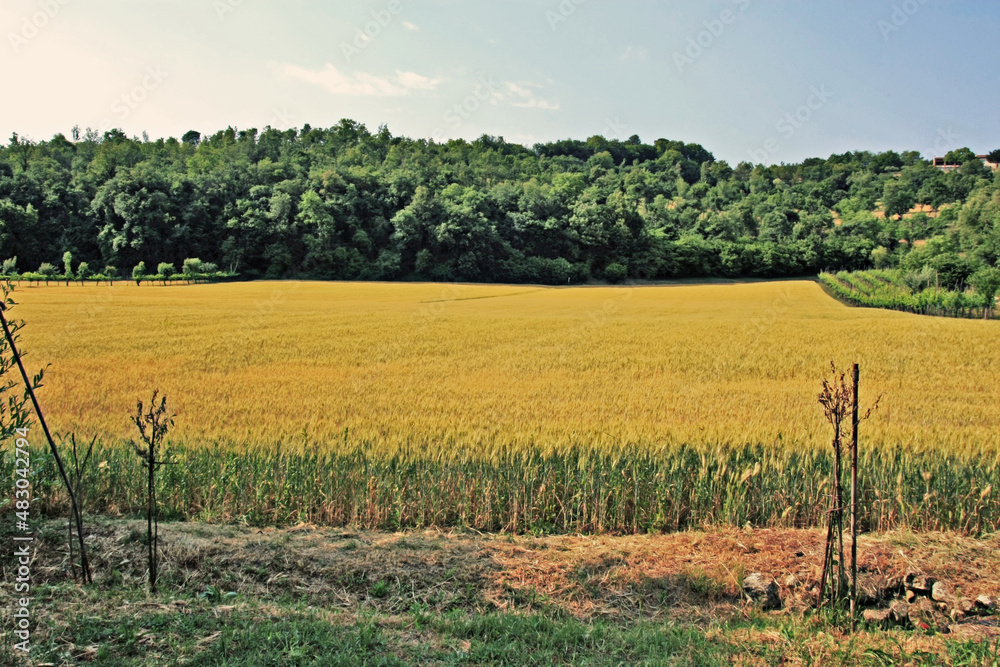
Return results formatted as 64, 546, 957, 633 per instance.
0, 201, 40, 269
969, 267, 1000, 319
870, 246, 891, 269
297, 190, 338, 277
182, 258, 203, 278
63, 250, 73, 285
38, 262, 55, 284
76, 261, 90, 284
132, 261, 146, 286
2, 119, 1000, 288
882, 179, 915, 220
604, 262, 627, 283
929, 253, 973, 290
961, 158, 990, 179
944, 147, 977, 165
92, 165, 180, 271
157, 262, 174, 285
103, 265, 119, 285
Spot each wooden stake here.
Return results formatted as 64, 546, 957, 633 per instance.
850, 363, 860, 630
0, 306, 92, 584
817, 494, 834, 608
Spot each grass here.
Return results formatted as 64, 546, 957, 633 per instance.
2, 519, 999, 666
13, 600, 998, 665
0, 589, 755, 666
14, 599, 997, 665
9, 439, 1000, 532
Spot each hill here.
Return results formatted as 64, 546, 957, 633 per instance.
2, 126, 998, 284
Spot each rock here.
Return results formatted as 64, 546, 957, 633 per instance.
863, 608, 892, 627
905, 572, 935, 596
950, 608, 967, 623
931, 581, 954, 604
784, 574, 798, 588
975, 595, 997, 613
905, 589, 918, 603
948, 621, 1000, 641
742, 573, 781, 611
910, 597, 933, 616
910, 597, 948, 632
857, 573, 903, 606
958, 598, 976, 614
889, 601, 911, 626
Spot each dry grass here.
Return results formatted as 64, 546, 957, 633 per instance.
7, 519, 999, 665
12, 279, 1000, 456
23, 519, 1000, 622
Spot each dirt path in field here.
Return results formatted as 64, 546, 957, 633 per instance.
22, 520, 1000, 623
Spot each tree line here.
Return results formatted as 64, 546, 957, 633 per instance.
1, 122, 998, 284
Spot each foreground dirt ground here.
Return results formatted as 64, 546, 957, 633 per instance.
69, 521, 999, 619
4, 520, 1000, 664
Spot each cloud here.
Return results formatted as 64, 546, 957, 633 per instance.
402, 21, 420, 31
491, 82, 560, 111
282, 63, 442, 97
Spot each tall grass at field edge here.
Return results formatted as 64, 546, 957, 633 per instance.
5, 440, 997, 535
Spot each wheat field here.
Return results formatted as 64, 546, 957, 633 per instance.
11, 279, 999, 455
7, 279, 999, 532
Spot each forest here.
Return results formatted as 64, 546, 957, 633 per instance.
1, 122, 998, 285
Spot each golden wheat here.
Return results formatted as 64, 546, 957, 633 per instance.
12, 279, 999, 457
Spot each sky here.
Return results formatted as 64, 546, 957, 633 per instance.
1, 0, 997, 165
